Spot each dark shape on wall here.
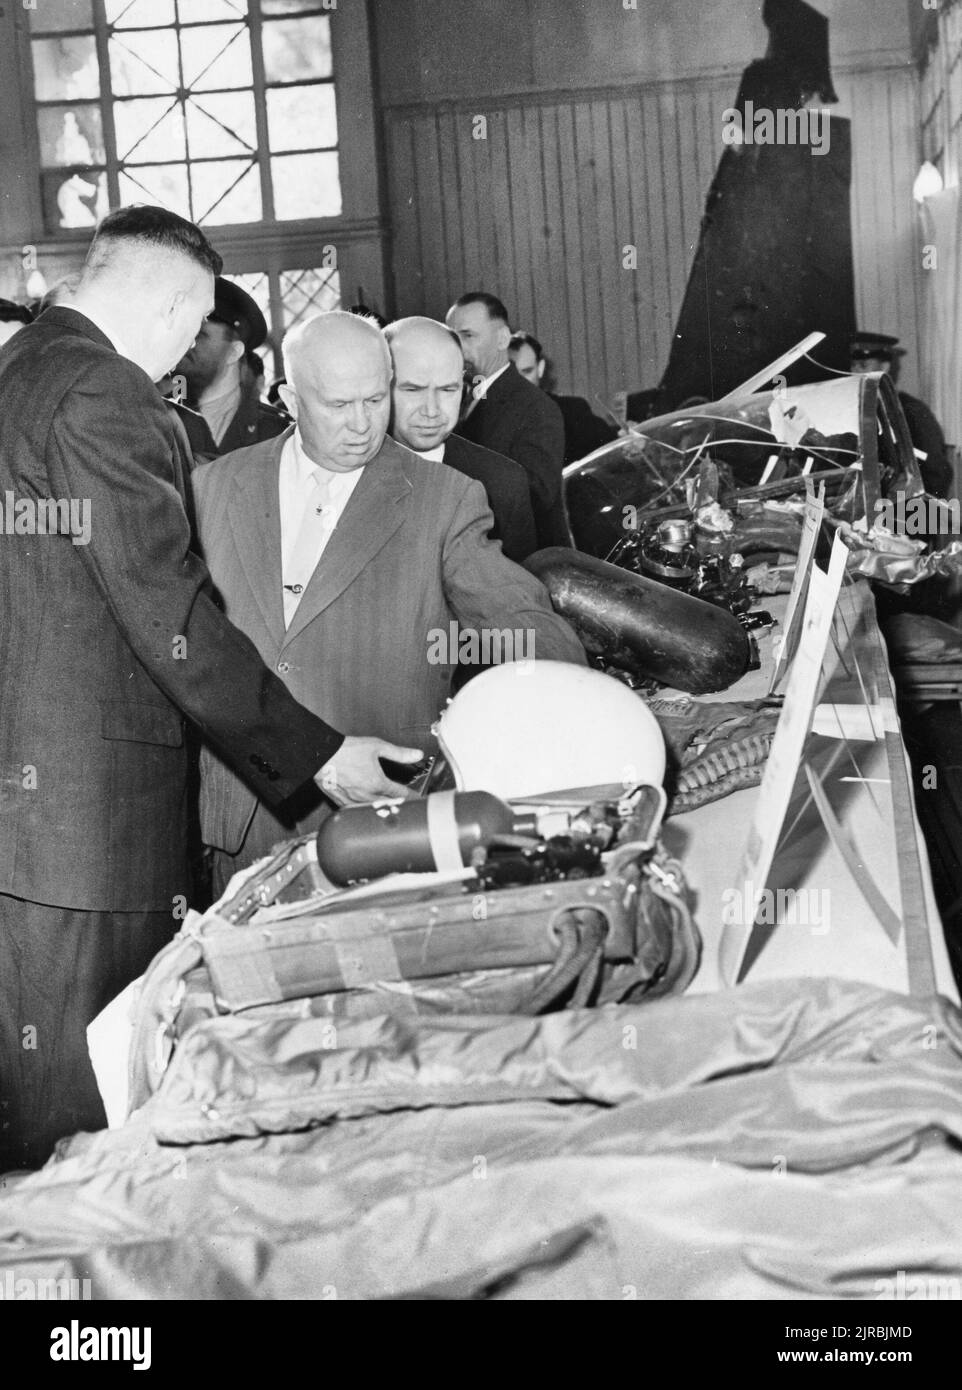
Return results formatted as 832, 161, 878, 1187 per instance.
657, 0, 854, 410
763, 0, 838, 105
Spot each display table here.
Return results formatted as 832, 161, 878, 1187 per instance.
663, 579, 959, 1000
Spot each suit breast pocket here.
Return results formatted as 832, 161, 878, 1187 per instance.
100, 699, 184, 747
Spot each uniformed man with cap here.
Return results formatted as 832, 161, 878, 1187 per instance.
849, 331, 953, 499
174, 276, 289, 461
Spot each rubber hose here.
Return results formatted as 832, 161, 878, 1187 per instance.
522, 909, 608, 1015
676, 730, 775, 794
570, 940, 605, 1008
668, 764, 766, 814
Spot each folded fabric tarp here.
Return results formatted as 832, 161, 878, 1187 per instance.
1, 977, 961, 1299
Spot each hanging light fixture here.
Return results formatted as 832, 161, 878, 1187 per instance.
913, 161, 944, 203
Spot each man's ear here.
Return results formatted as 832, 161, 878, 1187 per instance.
495, 322, 512, 352
167, 288, 188, 324
277, 382, 297, 418
226, 335, 245, 365
536, 358, 546, 383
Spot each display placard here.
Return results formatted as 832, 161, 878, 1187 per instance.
719, 531, 848, 985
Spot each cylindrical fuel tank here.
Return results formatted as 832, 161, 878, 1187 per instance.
525, 547, 750, 694
316, 790, 537, 886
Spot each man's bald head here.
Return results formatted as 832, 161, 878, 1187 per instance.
385, 316, 466, 453
283, 310, 391, 394
385, 315, 462, 360
280, 311, 392, 472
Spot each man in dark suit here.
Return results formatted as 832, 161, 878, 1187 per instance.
0, 209, 419, 1172
446, 292, 570, 549
385, 316, 537, 563
173, 276, 289, 460
193, 311, 586, 893
508, 330, 619, 465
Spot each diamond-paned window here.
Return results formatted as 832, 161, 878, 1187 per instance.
279, 265, 340, 328
29, 0, 341, 234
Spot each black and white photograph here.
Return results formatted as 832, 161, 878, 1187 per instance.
0, 0, 960, 1338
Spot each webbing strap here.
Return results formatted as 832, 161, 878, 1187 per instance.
426, 791, 465, 872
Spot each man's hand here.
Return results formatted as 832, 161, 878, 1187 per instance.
315, 736, 423, 806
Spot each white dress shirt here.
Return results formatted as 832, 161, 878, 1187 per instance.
472, 362, 510, 399
279, 430, 364, 628
198, 377, 242, 445
416, 442, 446, 461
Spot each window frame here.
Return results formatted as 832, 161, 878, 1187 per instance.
22, 0, 346, 239
4, 0, 389, 352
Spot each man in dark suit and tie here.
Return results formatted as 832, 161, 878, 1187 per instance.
193, 311, 586, 894
446, 292, 570, 549
0, 208, 419, 1172
385, 315, 537, 563
508, 330, 619, 465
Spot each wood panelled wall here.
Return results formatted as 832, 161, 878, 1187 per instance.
919, 0, 962, 183
383, 64, 922, 408
847, 64, 923, 397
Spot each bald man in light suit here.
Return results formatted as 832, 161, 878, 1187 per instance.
193, 312, 585, 892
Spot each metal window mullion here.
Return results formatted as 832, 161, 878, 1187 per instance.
267, 256, 286, 377
260, 78, 334, 90
34, 98, 105, 108
247, 0, 276, 222
175, 4, 193, 222
19, 22, 47, 237
93, 0, 120, 207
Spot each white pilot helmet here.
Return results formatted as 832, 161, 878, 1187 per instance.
433, 660, 665, 803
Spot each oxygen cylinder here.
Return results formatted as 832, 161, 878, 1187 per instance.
525, 547, 750, 694
316, 790, 538, 886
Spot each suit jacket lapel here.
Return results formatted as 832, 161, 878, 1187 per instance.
166, 408, 199, 539
228, 431, 288, 647
282, 440, 411, 648
487, 363, 520, 417
459, 364, 518, 440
